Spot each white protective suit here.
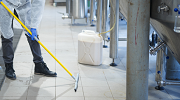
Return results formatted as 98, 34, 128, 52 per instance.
0, 0, 45, 39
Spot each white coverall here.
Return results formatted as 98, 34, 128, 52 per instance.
0, 0, 45, 63
0, 0, 45, 38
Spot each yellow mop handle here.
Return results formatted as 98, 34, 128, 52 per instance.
0, 1, 73, 77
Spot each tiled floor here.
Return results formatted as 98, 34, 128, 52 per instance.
0, 0, 180, 100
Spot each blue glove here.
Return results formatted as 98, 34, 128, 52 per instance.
28, 28, 37, 41
0, 0, 2, 3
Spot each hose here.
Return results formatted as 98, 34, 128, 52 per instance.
99, 0, 116, 35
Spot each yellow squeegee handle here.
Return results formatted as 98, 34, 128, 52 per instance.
1, 1, 73, 77
37, 40, 73, 76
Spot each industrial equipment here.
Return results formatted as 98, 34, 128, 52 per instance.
62, 0, 88, 24
53, 0, 66, 7
89, 0, 96, 26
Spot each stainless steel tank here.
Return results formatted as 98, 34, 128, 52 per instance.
166, 49, 180, 80
150, 0, 180, 64
119, 0, 180, 64
66, 0, 73, 16
73, 0, 88, 19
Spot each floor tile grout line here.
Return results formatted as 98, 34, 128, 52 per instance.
71, 22, 86, 100
103, 68, 115, 99
164, 88, 174, 100
55, 5, 57, 100
78, 64, 85, 100
119, 57, 126, 70
26, 63, 34, 100
71, 24, 77, 54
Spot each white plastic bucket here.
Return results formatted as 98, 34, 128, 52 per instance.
78, 30, 103, 65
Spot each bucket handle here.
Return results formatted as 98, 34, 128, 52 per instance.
82, 30, 96, 35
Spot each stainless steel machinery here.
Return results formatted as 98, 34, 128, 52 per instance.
62, 0, 88, 24
89, 0, 96, 26
101, 0, 109, 48
118, 0, 180, 99
150, 0, 180, 89
109, 0, 119, 66
119, 0, 180, 64
53, 0, 66, 7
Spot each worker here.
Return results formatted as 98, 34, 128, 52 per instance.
0, 0, 57, 80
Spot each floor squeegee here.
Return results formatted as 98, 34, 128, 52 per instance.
0, 1, 79, 92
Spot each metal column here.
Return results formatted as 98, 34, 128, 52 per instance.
96, 0, 102, 33
126, 0, 150, 100
109, 0, 119, 66
90, 0, 95, 26
101, 0, 109, 48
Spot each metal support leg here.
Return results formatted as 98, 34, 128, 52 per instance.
71, 16, 75, 24
110, 58, 117, 66
86, 18, 88, 24
126, 0, 150, 100
103, 40, 108, 48
109, 0, 119, 66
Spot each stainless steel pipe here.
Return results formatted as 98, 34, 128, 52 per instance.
109, 0, 119, 59
101, 0, 109, 40
157, 81, 180, 86
166, 81, 180, 85
126, 0, 150, 100
90, 0, 95, 25
96, 0, 102, 32
62, 15, 72, 19
118, 38, 127, 41
155, 43, 167, 82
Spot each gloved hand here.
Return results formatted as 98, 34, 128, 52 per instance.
28, 28, 37, 41
0, 0, 2, 3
